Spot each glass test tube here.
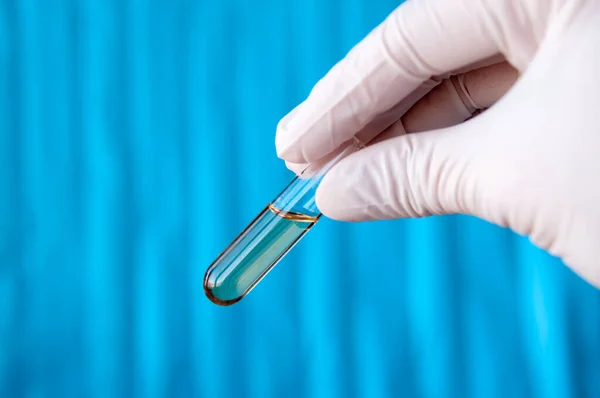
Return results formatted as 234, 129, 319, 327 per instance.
203, 137, 365, 306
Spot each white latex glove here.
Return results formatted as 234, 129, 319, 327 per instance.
275, 0, 600, 288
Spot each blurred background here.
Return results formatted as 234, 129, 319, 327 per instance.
1, 0, 599, 397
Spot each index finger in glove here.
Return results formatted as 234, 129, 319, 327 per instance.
275, 0, 505, 164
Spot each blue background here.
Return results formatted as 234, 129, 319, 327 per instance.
1, 0, 599, 397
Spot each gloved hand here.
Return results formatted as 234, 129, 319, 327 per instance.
275, 0, 600, 288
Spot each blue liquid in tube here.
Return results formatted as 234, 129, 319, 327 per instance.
204, 137, 364, 306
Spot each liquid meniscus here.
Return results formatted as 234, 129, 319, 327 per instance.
203, 204, 319, 306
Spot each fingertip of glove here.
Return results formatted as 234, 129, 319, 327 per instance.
315, 188, 373, 222
275, 115, 310, 164
315, 143, 409, 222
315, 166, 347, 220
284, 160, 307, 175
315, 160, 369, 222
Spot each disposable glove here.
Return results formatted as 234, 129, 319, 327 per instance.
275, 0, 600, 288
